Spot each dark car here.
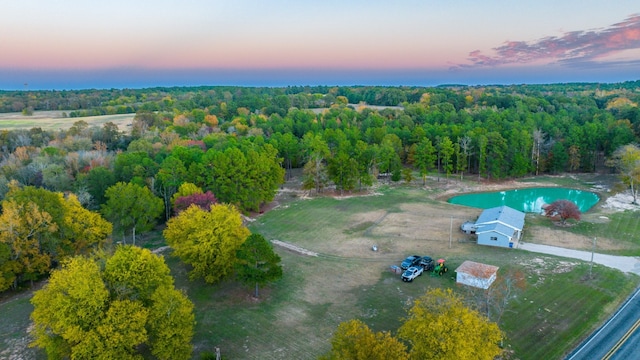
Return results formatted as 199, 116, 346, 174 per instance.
401, 255, 422, 270
419, 256, 435, 271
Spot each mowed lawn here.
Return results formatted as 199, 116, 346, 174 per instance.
1, 185, 638, 359
181, 186, 639, 359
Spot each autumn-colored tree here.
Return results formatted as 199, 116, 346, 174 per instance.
204, 114, 219, 127
164, 203, 250, 284
398, 288, 503, 360
101, 182, 163, 245
173, 191, 217, 215
0, 200, 56, 289
30, 246, 194, 360
607, 144, 640, 204
321, 319, 408, 360
0, 242, 17, 291
60, 193, 113, 255
235, 233, 282, 298
0, 185, 112, 291
544, 199, 581, 224
102, 244, 173, 301
171, 182, 203, 208
402, 167, 414, 184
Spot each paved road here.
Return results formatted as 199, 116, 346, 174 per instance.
564, 287, 640, 360
517, 242, 640, 359
518, 242, 640, 275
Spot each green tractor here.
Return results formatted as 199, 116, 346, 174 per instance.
432, 258, 448, 276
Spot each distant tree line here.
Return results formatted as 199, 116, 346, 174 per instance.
1, 82, 639, 206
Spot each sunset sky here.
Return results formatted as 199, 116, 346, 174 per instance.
1, 0, 639, 89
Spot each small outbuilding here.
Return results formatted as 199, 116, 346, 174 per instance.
455, 260, 499, 289
474, 205, 525, 248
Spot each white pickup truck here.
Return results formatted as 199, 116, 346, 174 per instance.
401, 266, 423, 282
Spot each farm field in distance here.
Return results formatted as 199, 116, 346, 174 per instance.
0, 111, 134, 131
1, 173, 639, 359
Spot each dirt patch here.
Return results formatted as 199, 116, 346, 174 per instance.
519, 257, 579, 285
526, 227, 626, 251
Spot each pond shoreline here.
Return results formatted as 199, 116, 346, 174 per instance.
447, 187, 600, 213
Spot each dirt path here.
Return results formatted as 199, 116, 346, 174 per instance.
271, 240, 318, 257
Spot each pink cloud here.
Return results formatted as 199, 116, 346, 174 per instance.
454, 14, 640, 69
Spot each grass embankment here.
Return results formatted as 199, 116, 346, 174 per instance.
0, 294, 41, 360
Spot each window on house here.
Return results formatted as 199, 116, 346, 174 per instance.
490, 236, 498, 241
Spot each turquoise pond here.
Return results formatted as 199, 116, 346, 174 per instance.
447, 187, 600, 213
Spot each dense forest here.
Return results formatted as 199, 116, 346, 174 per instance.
1, 81, 640, 291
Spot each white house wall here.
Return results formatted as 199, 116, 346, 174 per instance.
477, 232, 511, 248
456, 272, 496, 289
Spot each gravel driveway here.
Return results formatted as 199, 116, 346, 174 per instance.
518, 242, 640, 275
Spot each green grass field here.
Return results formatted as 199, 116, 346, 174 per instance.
1, 181, 638, 359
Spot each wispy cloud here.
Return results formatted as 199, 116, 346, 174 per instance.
454, 14, 640, 69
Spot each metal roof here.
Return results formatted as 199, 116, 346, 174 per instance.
475, 222, 517, 237
475, 205, 525, 231
455, 260, 499, 279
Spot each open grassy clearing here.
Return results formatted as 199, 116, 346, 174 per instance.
1, 175, 638, 359
500, 262, 636, 359
224, 181, 637, 359
525, 211, 640, 255
0, 111, 134, 131
0, 293, 41, 360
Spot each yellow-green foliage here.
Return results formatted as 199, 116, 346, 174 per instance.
164, 203, 250, 284
148, 286, 195, 360
398, 288, 503, 360
102, 182, 164, 245
103, 245, 173, 302
0, 185, 112, 292
61, 193, 112, 254
31, 257, 109, 359
322, 319, 408, 360
30, 246, 195, 360
0, 200, 57, 291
